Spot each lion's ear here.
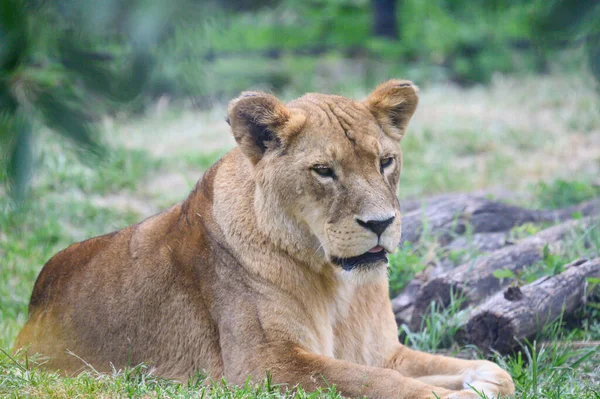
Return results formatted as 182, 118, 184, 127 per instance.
227, 92, 305, 164
363, 80, 419, 142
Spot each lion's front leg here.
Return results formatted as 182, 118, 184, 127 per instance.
386, 345, 515, 398
233, 344, 462, 399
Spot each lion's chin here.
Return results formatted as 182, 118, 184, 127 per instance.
336, 259, 389, 285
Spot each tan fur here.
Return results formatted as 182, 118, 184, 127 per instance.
14, 81, 514, 399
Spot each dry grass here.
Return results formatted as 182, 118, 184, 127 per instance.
412, 74, 600, 189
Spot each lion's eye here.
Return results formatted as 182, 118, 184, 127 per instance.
312, 165, 335, 179
380, 157, 394, 172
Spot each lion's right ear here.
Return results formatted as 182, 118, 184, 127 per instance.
227, 92, 305, 165
363, 80, 419, 142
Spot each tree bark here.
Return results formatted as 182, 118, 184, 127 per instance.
465, 258, 600, 354
391, 279, 423, 326
408, 217, 597, 330
445, 231, 510, 253
400, 189, 517, 214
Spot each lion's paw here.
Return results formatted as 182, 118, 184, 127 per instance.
441, 389, 489, 399
460, 360, 515, 397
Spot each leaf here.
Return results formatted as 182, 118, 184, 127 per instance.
34, 86, 103, 158
587, 277, 600, 292
58, 36, 154, 104
493, 268, 515, 280
58, 38, 120, 100
542, 244, 551, 262
571, 211, 583, 220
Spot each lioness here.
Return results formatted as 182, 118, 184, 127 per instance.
15, 81, 514, 398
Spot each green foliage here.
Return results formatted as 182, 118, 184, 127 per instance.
493, 268, 516, 280
505, 339, 600, 398
587, 276, 600, 293
563, 220, 600, 261
39, 146, 163, 194
540, 244, 567, 275
149, 0, 567, 103
509, 222, 546, 241
447, 248, 468, 267
534, 179, 600, 209
400, 290, 467, 352
388, 242, 426, 296
183, 151, 228, 170
0, 0, 186, 198
4, 0, 595, 201
516, 244, 568, 284
396, 0, 535, 84
534, 0, 600, 83
493, 244, 571, 286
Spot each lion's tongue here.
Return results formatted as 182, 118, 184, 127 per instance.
368, 245, 384, 254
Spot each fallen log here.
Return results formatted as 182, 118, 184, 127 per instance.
400, 196, 600, 246
391, 279, 423, 326
433, 340, 600, 361
408, 217, 598, 330
401, 193, 473, 214
465, 258, 600, 354
445, 231, 511, 254
392, 232, 509, 326
400, 189, 517, 214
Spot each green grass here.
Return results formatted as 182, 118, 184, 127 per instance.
491, 244, 572, 287
504, 340, 600, 398
400, 290, 468, 353
388, 242, 427, 297
0, 357, 345, 399
36, 144, 164, 195
533, 179, 600, 209
181, 150, 228, 171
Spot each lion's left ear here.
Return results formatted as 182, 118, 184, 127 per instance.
363, 80, 419, 141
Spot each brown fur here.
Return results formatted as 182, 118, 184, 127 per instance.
14, 81, 514, 399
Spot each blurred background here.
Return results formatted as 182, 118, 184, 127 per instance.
1, 0, 600, 199
1, 0, 600, 393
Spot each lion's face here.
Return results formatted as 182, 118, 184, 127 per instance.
263, 95, 404, 271
228, 81, 418, 274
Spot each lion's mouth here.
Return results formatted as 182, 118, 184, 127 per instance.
331, 246, 388, 271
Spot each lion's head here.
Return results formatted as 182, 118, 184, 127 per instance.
227, 80, 418, 278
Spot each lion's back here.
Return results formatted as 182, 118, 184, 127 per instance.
13, 229, 126, 372
27, 231, 119, 313
13, 200, 224, 378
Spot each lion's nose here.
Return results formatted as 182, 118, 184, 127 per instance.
356, 216, 395, 237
